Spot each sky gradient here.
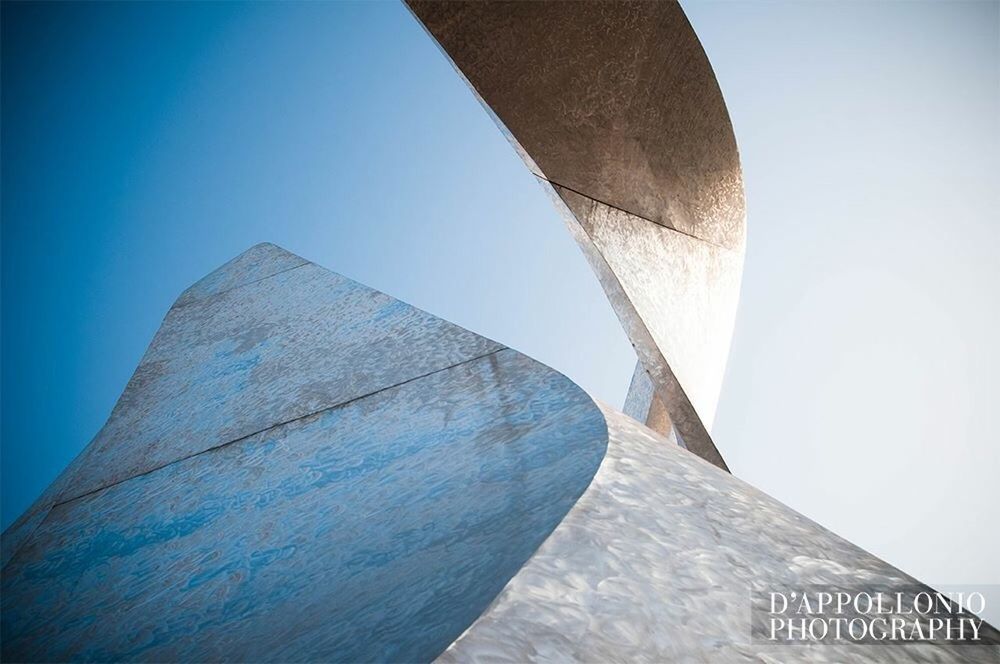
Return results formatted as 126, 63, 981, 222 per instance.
3, 0, 998, 623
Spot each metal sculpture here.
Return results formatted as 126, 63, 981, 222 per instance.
1, 244, 608, 662
406, 0, 745, 470
3, 3, 996, 662
4, 245, 995, 661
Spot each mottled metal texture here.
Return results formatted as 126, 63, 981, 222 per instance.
1, 245, 609, 662
553, 186, 738, 468
2, 244, 324, 569
405, 0, 746, 469
439, 404, 1000, 663
60, 244, 504, 504
621, 362, 655, 423
174, 242, 309, 306
622, 363, 678, 449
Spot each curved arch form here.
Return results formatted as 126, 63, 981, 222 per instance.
406, 0, 746, 469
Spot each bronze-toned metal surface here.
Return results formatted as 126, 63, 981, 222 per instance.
405, 0, 746, 469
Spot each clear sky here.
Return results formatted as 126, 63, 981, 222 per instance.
2, 0, 998, 623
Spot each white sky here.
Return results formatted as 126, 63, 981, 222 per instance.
684, 0, 1000, 625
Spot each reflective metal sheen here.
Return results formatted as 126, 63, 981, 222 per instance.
405, 0, 747, 469
1, 245, 608, 662
439, 404, 1000, 662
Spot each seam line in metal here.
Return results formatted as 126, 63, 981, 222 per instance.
543, 177, 733, 251
171, 260, 311, 310
565, 212, 727, 471
0, 507, 51, 573
51, 347, 508, 510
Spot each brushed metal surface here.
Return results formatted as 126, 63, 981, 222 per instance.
552, 185, 740, 467
3, 5, 982, 662
405, 0, 744, 250
174, 242, 308, 307
57, 247, 504, 503
1, 246, 608, 662
406, 0, 746, 468
438, 404, 1000, 663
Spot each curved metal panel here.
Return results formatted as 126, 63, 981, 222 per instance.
405, 0, 746, 469
1, 245, 609, 663
438, 404, 1000, 662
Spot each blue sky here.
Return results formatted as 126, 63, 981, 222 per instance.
1, 0, 634, 529
3, 0, 998, 622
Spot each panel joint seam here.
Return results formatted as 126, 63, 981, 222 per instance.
171, 260, 311, 310
543, 177, 734, 251
51, 347, 508, 510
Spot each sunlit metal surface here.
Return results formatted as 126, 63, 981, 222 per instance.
406, 0, 746, 469
4, 4, 993, 662
2, 242, 504, 566
1, 245, 608, 662
439, 404, 1000, 662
